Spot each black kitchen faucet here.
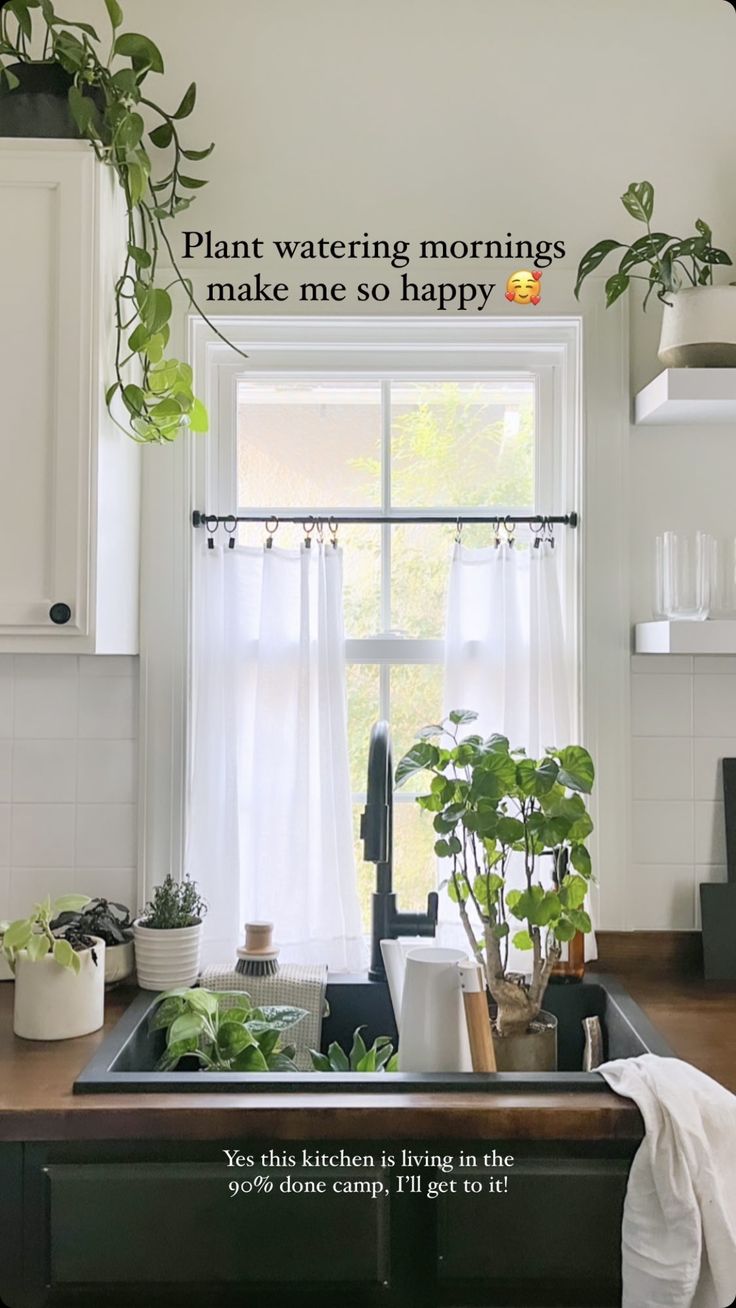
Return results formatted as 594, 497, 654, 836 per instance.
360, 720, 438, 982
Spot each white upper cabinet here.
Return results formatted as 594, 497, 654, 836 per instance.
0, 140, 140, 652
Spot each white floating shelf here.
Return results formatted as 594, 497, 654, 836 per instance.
635, 620, 736, 654
634, 368, 736, 425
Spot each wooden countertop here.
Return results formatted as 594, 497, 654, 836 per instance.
1, 970, 734, 1144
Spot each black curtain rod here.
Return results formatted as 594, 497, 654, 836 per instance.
192, 510, 578, 529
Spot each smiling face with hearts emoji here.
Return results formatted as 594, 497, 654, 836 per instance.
505, 269, 542, 304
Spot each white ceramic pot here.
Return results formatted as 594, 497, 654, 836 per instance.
133, 919, 202, 991
13, 938, 105, 1041
104, 939, 135, 986
658, 285, 736, 367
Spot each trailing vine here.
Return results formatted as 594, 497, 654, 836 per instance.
0, 0, 245, 442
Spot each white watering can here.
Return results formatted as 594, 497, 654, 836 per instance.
380, 939, 473, 1072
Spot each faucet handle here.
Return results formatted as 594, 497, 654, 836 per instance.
426, 891, 439, 924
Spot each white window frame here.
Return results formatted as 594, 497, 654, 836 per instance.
137, 298, 629, 934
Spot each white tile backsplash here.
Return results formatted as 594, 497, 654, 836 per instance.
0, 656, 139, 923
631, 674, 692, 736
631, 656, 736, 929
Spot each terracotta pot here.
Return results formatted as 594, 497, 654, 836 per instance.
492, 1010, 558, 1072
658, 286, 736, 368
13, 938, 105, 1041
133, 919, 202, 991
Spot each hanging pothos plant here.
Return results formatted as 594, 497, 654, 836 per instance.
0, 0, 245, 443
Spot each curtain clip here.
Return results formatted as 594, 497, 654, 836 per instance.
265, 515, 279, 550
493, 518, 501, 549
329, 516, 339, 549
504, 516, 516, 548
205, 514, 219, 550
455, 517, 463, 545
531, 515, 544, 550
303, 516, 315, 549
223, 514, 238, 550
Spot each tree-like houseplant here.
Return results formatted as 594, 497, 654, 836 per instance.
51, 896, 134, 985
396, 711, 595, 1072
2, 894, 105, 1039
0, 0, 245, 443
575, 180, 735, 367
133, 874, 206, 991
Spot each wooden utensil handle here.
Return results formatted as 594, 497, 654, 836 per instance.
458, 962, 496, 1073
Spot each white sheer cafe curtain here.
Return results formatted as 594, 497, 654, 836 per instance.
441, 539, 596, 961
185, 540, 364, 971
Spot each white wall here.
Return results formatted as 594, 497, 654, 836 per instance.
68, 0, 736, 928
0, 656, 138, 927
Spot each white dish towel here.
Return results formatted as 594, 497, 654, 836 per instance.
599, 1054, 736, 1308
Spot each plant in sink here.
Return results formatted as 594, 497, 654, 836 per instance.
2, 894, 106, 1041
51, 896, 135, 987
309, 1026, 398, 1074
151, 988, 307, 1073
397, 711, 595, 1072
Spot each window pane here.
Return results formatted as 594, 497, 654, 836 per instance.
390, 664, 444, 792
390, 379, 535, 509
391, 523, 452, 638
393, 801, 437, 915
238, 380, 381, 508
346, 663, 380, 795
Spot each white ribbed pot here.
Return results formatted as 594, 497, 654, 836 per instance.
13, 938, 105, 1041
658, 285, 736, 367
104, 940, 135, 986
133, 919, 202, 991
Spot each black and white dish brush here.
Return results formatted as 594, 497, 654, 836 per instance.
235, 921, 280, 977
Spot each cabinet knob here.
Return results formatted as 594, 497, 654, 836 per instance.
49, 603, 72, 626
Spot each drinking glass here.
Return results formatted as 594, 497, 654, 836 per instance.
661, 531, 712, 621
710, 537, 736, 618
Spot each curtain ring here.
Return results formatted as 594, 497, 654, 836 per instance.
223, 514, 237, 550
328, 516, 339, 549
264, 515, 279, 550
303, 515, 315, 549
504, 515, 516, 548
316, 517, 325, 545
493, 517, 501, 549
546, 517, 556, 550
205, 514, 218, 549
455, 517, 463, 545
531, 514, 544, 550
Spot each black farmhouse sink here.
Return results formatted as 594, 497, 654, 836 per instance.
75, 972, 672, 1094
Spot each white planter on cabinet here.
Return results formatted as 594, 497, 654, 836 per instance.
0, 141, 140, 653
133, 921, 202, 991
13, 939, 106, 1041
658, 286, 736, 368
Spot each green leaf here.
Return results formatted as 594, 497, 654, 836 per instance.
67, 85, 95, 136
605, 272, 630, 307
149, 120, 174, 149
142, 288, 172, 334
310, 1050, 332, 1072
178, 175, 207, 190
231, 1046, 269, 1072
554, 919, 576, 943
122, 383, 145, 415
395, 741, 439, 787
156, 1037, 198, 1070
570, 844, 592, 878
621, 180, 654, 224
127, 322, 150, 353
114, 32, 165, 74
104, 0, 123, 28
555, 746, 595, 793
349, 1027, 367, 1071
491, 922, 510, 940
53, 937, 80, 972
27, 933, 51, 962
167, 1012, 206, 1044
561, 874, 589, 910
257, 1005, 307, 1031
148, 995, 186, 1031
447, 875, 469, 904
184, 988, 219, 1016
496, 816, 525, 846
217, 1022, 255, 1059
512, 929, 533, 951
327, 1041, 350, 1072
1, 68, 21, 91
618, 231, 671, 274
703, 246, 732, 266
267, 1051, 298, 1072
568, 909, 592, 934
117, 111, 144, 151
172, 81, 196, 120
516, 756, 559, 797
449, 709, 478, 726
127, 243, 151, 269
181, 142, 215, 161
52, 894, 90, 913
574, 239, 624, 299
126, 160, 148, 207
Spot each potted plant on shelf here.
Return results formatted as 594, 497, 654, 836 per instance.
575, 181, 735, 367
0, 0, 245, 443
51, 896, 135, 986
133, 874, 206, 991
1, 894, 105, 1040
396, 711, 595, 1072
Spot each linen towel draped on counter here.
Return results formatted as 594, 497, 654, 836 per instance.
599, 1055, 736, 1308
185, 542, 364, 971
442, 539, 596, 961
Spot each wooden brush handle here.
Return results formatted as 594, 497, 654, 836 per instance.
458, 962, 496, 1073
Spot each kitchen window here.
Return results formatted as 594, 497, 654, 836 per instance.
190, 318, 582, 937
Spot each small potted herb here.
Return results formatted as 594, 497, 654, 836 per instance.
133, 874, 206, 991
2, 894, 105, 1040
51, 897, 134, 986
575, 181, 735, 367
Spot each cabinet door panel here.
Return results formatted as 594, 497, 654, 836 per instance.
44, 1162, 390, 1287
0, 147, 93, 636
